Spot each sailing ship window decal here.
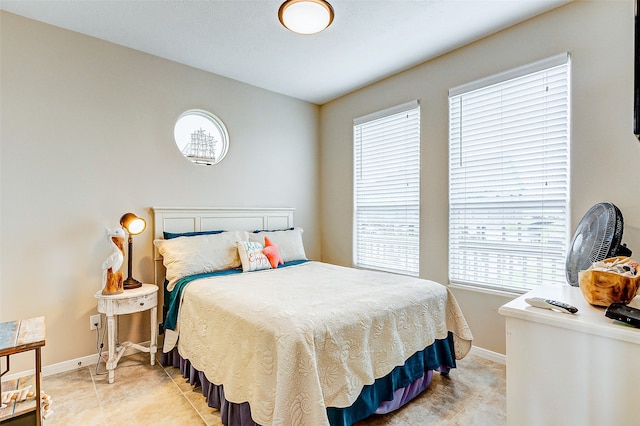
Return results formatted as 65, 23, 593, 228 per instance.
174, 109, 229, 165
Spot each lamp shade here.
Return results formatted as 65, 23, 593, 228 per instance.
120, 213, 146, 235
278, 0, 334, 35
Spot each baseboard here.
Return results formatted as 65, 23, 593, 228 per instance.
469, 346, 506, 365
1, 341, 151, 381
44, 354, 101, 377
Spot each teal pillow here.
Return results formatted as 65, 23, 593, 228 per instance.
163, 230, 224, 239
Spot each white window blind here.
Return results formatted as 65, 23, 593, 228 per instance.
354, 101, 420, 276
448, 54, 570, 292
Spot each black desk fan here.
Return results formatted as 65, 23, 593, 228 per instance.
565, 202, 632, 286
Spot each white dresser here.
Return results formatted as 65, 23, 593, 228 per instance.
499, 285, 640, 426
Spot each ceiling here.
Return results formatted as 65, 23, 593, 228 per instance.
0, 0, 571, 105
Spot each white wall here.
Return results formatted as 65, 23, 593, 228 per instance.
0, 12, 320, 372
320, 0, 640, 354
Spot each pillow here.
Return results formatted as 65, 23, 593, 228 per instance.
237, 241, 272, 272
262, 236, 284, 269
249, 227, 307, 263
252, 227, 294, 233
155, 230, 250, 291
163, 229, 224, 240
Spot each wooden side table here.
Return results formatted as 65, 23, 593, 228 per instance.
94, 284, 158, 384
0, 316, 45, 426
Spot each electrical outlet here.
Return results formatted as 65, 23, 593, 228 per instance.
90, 314, 101, 331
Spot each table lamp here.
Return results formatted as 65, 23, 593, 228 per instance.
120, 212, 146, 289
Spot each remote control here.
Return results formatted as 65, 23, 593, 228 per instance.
524, 297, 578, 314
605, 303, 640, 328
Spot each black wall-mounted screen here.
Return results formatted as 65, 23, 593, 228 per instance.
635, 0, 640, 139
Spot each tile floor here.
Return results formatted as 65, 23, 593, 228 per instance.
40, 351, 505, 426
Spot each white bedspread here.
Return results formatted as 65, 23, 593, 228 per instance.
176, 261, 473, 426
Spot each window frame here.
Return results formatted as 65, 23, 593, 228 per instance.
173, 109, 229, 166
448, 53, 571, 293
353, 100, 421, 276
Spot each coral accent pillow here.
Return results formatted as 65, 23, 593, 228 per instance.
263, 236, 284, 269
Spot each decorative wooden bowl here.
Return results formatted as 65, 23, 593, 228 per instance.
578, 257, 640, 307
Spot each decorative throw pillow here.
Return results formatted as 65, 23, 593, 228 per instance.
262, 236, 284, 269
237, 241, 272, 272
154, 230, 250, 291
249, 228, 307, 263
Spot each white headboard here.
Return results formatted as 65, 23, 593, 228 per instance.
151, 207, 295, 286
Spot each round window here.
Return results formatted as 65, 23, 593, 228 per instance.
173, 109, 229, 165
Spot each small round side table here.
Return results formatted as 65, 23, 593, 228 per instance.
94, 284, 158, 384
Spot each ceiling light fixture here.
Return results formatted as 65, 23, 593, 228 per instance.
278, 0, 334, 35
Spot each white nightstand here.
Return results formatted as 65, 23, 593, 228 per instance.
499, 285, 640, 425
94, 284, 158, 384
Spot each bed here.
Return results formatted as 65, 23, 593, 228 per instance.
153, 207, 473, 426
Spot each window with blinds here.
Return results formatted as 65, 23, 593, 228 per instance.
353, 101, 420, 276
448, 54, 570, 292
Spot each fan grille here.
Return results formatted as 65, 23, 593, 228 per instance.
565, 202, 624, 286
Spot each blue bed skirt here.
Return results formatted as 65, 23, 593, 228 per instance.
162, 332, 457, 426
